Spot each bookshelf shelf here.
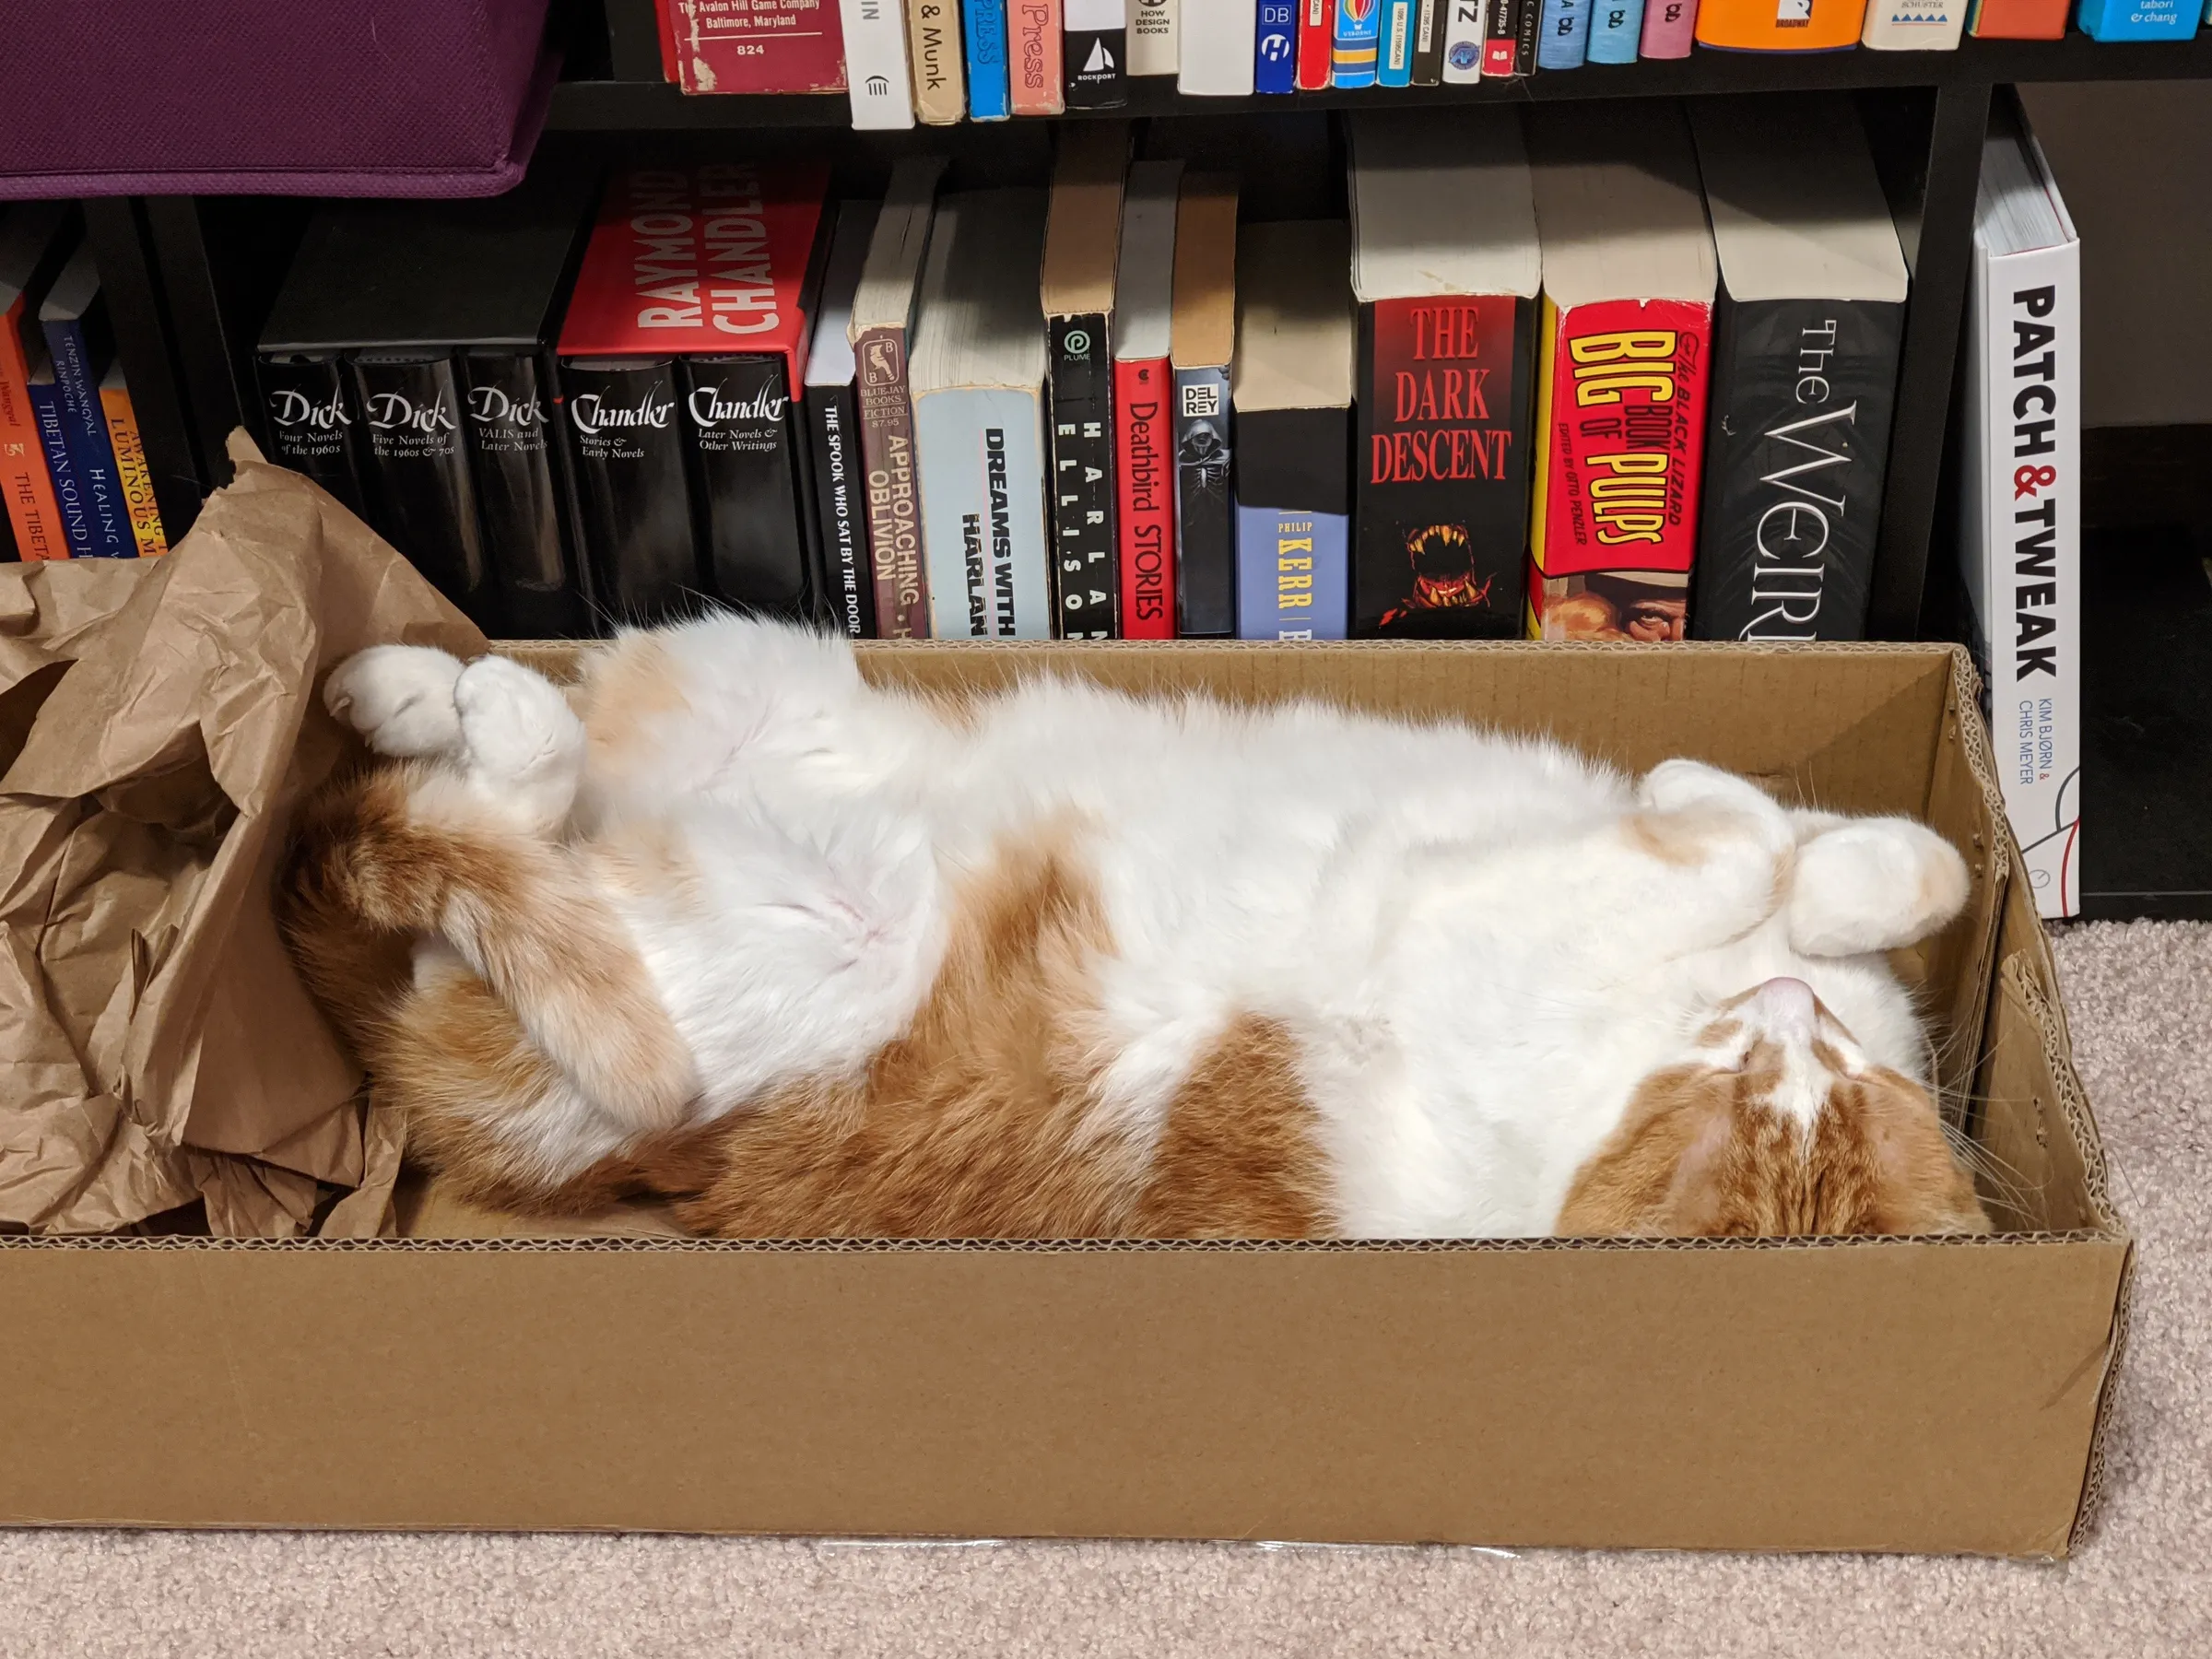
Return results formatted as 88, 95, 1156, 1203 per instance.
547, 35, 2212, 131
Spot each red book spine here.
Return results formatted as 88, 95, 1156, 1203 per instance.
1012, 0, 1066, 113
1297, 0, 1337, 88
1969, 0, 2067, 35
1114, 357, 1177, 640
0, 297, 67, 561
659, 0, 847, 95
656, 0, 679, 78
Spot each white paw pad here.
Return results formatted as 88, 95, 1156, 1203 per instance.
324, 646, 465, 759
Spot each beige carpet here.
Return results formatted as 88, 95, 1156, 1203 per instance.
3, 919, 2206, 1659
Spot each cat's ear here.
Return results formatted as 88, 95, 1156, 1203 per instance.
1785, 818, 1971, 957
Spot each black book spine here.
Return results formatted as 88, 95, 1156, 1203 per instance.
1048, 313, 1118, 639
806, 379, 877, 639
1063, 5, 1128, 108
1512, 0, 1537, 76
682, 355, 809, 616
257, 353, 367, 514
350, 353, 495, 628
1353, 296, 1535, 640
1173, 365, 1234, 636
1689, 297, 1903, 642
1412, 0, 1445, 83
559, 357, 700, 627
460, 350, 585, 641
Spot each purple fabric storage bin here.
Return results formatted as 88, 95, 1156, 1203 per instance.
1, 1, 559, 199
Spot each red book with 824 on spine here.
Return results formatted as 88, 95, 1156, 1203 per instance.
656, 0, 848, 95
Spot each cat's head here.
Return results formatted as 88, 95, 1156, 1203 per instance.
1559, 975, 1992, 1239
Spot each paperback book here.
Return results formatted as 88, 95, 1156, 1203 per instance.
1171, 172, 1241, 637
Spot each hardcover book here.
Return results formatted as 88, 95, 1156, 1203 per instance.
907, 0, 969, 123
1171, 172, 1241, 638
38, 249, 131, 558
1258, 0, 1301, 90
258, 355, 367, 515
1589, 0, 1648, 57
1968, 0, 2066, 33
560, 357, 697, 623
1349, 109, 1539, 641
850, 158, 947, 639
98, 363, 166, 558
562, 161, 830, 620
0, 202, 76, 563
658, 0, 848, 95
1639, 0, 1699, 52
967, 0, 1014, 118
1960, 101, 2082, 917
1524, 103, 1717, 643
909, 191, 1055, 641
460, 349, 580, 637
1688, 96, 1909, 643
1130, 0, 1182, 75
806, 201, 883, 640
1861, 0, 1965, 44
353, 351, 495, 620
1233, 220, 1355, 641
1065, 0, 1130, 104
1040, 124, 1130, 640
1013, 0, 1066, 114
1694, 0, 1867, 48
1113, 160, 1184, 641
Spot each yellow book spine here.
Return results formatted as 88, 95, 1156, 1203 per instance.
100, 383, 168, 556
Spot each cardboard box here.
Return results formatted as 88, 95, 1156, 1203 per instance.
0, 639, 2128, 1557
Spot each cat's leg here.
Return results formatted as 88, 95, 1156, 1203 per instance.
1785, 816, 1971, 956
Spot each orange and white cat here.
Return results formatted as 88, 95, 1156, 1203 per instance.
279, 617, 1991, 1240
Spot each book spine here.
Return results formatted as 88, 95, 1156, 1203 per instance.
908, 0, 969, 120
1131, 0, 1182, 73
1335, 0, 1382, 83
1860, 0, 1964, 44
1528, 296, 1711, 643
853, 325, 932, 638
1441, 0, 1486, 76
1012, 0, 1065, 114
1512, 0, 1540, 67
966, 0, 1013, 117
1114, 357, 1177, 639
1297, 0, 1337, 82
1537, 0, 1590, 65
462, 352, 585, 640
681, 356, 810, 614
1257, 0, 1300, 88
0, 304, 68, 562
915, 388, 1053, 640
1235, 406, 1349, 640
99, 380, 167, 557
1688, 299, 1902, 643
1049, 314, 1118, 639
1639, 0, 1698, 49
1483, 0, 1528, 71
1588, 0, 1646, 55
2076, 0, 2197, 35
1412, 0, 1448, 76
1969, 0, 2065, 33
354, 355, 496, 625
661, 0, 850, 93
1065, 0, 1130, 105
1182, 0, 1260, 91
1173, 367, 1235, 636
257, 355, 368, 514
43, 321, 129, 557
841, 0, 919, 126
1971, 242, 2080, 917
27, 382, 85, 557
1354, 296, 1535, 640
1694, 0, 1868, 49
560, 357, 700, 627
807, 379, 877, 638
1380, 0, 1416, 80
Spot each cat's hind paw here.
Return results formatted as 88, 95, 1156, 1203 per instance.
324, 645, 465, 759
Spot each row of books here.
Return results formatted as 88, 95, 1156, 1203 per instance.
254, 99, 1915, 646
657, 0, 2208, 128
0, 205, 171, 564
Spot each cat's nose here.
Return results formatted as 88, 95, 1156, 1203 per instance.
1749, 976, 1818, 1038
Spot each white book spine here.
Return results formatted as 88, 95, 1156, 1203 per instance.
1130, 0, 1181, 74
1966, 237, 2081, 918
1859, 0, 1965, 48
1441, 0, 1487, 80
1179, 0, 1259, 95
915, 387, 1054, 640
841, 0, 918, 129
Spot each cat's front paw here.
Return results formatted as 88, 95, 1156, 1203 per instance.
324, 645, 465, 759
453, 655, 585, 829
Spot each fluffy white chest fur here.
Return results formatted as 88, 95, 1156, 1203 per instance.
290, 616, 1990, 1241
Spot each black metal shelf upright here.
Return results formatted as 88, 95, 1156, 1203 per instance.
84, 17, 2212, 640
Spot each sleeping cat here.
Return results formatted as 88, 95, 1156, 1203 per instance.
278, 616, 1992, 1240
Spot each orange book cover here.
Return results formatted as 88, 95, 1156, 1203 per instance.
0, 295, 66, 561
1694, 0, 1867, 49
1526, 294, 1712, 642
1969, 0, 2066, 34
100, 374, 168, 556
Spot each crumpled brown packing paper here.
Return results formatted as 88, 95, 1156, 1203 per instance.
1, 433, 485, 1236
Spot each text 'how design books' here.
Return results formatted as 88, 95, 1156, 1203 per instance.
1348, 107, 1539, 639
1963, 100, 2081, 919
559, 162, 830, 627
1524, 103, 1716, 644
1233, 219, 1356, 641
1689, 94, 1909, 643
909, 189, 1055, 640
